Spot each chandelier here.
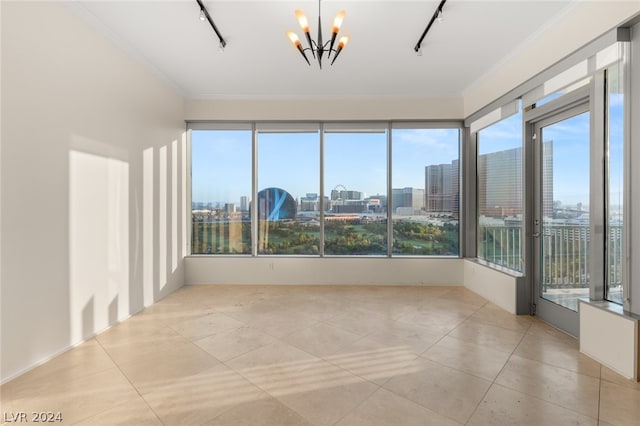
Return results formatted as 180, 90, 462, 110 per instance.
286, 0, 349, 68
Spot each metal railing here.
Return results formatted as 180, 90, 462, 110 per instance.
478, 224, 623, 290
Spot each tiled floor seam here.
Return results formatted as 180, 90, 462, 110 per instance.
92, 336, 167, 426
462, 319, 534, 425
378, 384, 464, 425
216, 352, 318, 426
596, 364, 602, 425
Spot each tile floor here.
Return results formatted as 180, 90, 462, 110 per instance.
2, 285, 640, 425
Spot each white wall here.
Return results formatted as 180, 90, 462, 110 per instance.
185, 257, 463, 286
463, 260, 525, 315
579, 301, 638, 380
185, 97, 464, 121
463, 1, 640, 117
1, 2, 186, 383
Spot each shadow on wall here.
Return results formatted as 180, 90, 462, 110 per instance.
68, 133, 186, 343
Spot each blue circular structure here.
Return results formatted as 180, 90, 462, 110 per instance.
257, 187, 296, 220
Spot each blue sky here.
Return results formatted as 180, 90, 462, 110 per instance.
192, 104, 622, 208
192, 128, 459, 204
477, 107, 622, 208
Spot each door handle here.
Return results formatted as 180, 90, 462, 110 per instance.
532, 232, 540, 238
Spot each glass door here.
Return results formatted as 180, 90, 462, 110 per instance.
532, 104, 590, 336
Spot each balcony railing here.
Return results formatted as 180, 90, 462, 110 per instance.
478, 224, 623, 291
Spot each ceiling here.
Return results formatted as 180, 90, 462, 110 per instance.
69, 1, 577, 100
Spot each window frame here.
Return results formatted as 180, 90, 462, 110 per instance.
187, 120, 464, 258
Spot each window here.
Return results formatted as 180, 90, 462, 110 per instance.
391, 127, 460, 256
324, 129, 387, 255
606, 62, 624, 304
477, 109, 523, 271
190, 122, 463, 257
191, 129, 252, 254
257, 131, 320, 255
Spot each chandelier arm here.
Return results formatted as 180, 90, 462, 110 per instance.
304, 32, 316, 59
296, 45, 311, 65
330, 46, 344, 66
327, 33, 338, 58
288, 0, 347, 68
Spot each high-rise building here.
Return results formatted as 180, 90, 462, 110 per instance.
240, 196, 248, 212
450, 159, 460, 218
477, 142, 552, 218
425, 163, 453, 212
392, 187, 425, 214
331, 188, 362, 201
300, 193, 324, 211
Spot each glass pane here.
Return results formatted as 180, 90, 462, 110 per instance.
257, 132, 320, 255
324, 131, 387, 255
540, 112, 590, 311
391, 128, 459, 256
477, 110, 523, 271
191, 130, 252, 254
606, 64, 624, 304
535, 77, 592, 107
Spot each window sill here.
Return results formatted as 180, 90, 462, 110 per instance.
465, 257, 524, 278
578, 298, 639, 320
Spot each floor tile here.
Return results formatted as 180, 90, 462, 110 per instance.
336, 387, 462, 426
448, 319, 525, 354
203, 394, 313, 426
599, 379, 640, 426
73, 395, 162, 425
422, 336, 511, 381
282, 323, 363, 358
195, 325, 279, 362
247, 312, 320, 339
364, 320, 447, 355
1, 339, 115, 401
495, 354, 600, 418
382, 356, 492, 424
169, 312, 246, 340
467, 384, 597, 426
323, 337, 420, 386
513, 328, 601, 378
6, 285, 634, 426
269, 361, 379, 426
601, 366, 640, 390
437, 287, 489, 307
5, 368, 140, 425
467, 303, 533, 333
117, 342, 220, 394
226, 341, 321, 391
325, 309, 395, 337
396, 309, 469, 333
96, 316, 189, 365
142, 363, 265, 426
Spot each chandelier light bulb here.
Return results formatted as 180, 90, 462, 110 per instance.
286, 1, 348, 68
295, 10, 310, 32
287, 31, 301, 47
332, 10, 345, 33
199, 9, 206, 21
331, 35, 349, 65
